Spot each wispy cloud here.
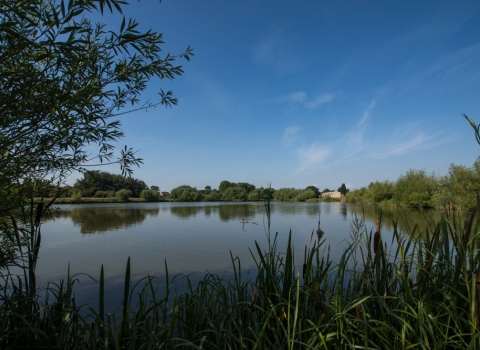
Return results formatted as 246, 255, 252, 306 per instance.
358, 99, 376, 127
297, 143, 331, 171
280, 91, 336, 108
252, 28, 305, 76
367, 131, 451, 159
281, 126, 300, 147
340, 97, 376, 160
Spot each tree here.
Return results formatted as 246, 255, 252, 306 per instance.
219, 181, 234, 193
74, 171, 148, 197
150, 186, 160, 192
115, 189, 132, 202
337, 183, 349, 196
305, 186, 320, 198
393, 169, 439, 207
0, 0, 192, 302
296, 189, 316, 201
273, 188, 302, 201
140, 189, 160, 202
221, 187, 247, 202
0, 0, 192, 206
236, 182, 256, 194
169, 185, 202, 202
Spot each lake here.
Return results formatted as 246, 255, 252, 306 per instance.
37, 201, 441, 312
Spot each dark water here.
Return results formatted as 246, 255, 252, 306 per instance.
37, 202, 441, 312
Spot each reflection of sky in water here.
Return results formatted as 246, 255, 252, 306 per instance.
36, 202, 442, 312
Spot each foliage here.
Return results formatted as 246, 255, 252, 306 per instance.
0, 0, 192, 198
345, 187, 367, 203
115, 189, 132, 202
394, 169, 439, 207
364, 180, 395, 204
463, 113, 480, 145
203, 191, 221, 202
94, 190, 114, 198
305, 185, 320, 198
346, 158, 480, 209
219, 180, 235, 193
337, 183, 349, 196
169, 185, 202, 202
219, 180, 255, 195
248, 187, 274, 201
2, 204, 480, 348
272, 188, 302, 201
236, 182, 256, 193
295, 189, 316, 201
140, 189, 160, 202
74, 171, 148, 197
71, 190, 82, 203
221, 186, 247, 201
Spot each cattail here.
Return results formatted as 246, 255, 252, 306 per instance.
356, 305, 363, 329
476, 261, 480, 305
303, 245, 307, 279
35, 202, 43, 226
317, 228, 324, 241
373, 231, 380, 254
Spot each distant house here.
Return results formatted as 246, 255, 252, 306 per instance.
320, 191, 342, 198
159, 191, 170, 198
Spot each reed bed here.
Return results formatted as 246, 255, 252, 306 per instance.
1, 201, 480, 349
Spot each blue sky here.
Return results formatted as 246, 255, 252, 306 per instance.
76, 0, 480, 192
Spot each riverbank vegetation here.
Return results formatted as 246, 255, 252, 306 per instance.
168, 182, 347, 203
2, 200, 480, 348
346, 157, 480, 210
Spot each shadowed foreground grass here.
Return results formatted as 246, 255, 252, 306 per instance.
1, 204, 480, 349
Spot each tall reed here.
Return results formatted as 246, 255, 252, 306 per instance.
1, 199, 479, 349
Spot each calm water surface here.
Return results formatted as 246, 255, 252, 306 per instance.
37, 202, 440, 311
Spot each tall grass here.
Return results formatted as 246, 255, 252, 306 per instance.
1, 199, 480, 349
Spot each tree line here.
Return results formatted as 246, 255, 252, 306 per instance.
28, 171, 162, 202
169, 181, 349, 202
346, 157, 480, 209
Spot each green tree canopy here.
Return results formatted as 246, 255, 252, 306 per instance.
273, 188, 302, 201
0, 0, 192, 208
74, 171, 148, 197
169, 185, 202, 202
221, 187, 247, 202
305, 186, 320, 198
337, 183, 349, 196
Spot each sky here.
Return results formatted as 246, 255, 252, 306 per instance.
73, 0, 480, 192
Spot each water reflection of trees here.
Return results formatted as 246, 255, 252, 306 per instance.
273, 203, 320, 217
349, 204, 444, 236
169, 204, 264, 222
54, 208, 159, 234
169, 206, 200, 219
218, 205, 260, 222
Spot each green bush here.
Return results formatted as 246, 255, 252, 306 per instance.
204, 191, 221, 202
169, 185, 202, 202
115, 189, 132, 202
71, 191, 82, 204
295, 189, 316, 201
140, 189, 160, 202
221, 186, 247, 201
94, 190, 109, 198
